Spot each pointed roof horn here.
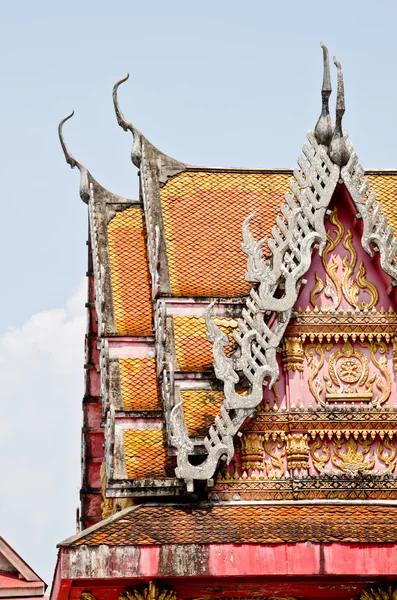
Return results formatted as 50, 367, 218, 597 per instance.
58, 112, 90, 203
314, 42, 333, 146
112, 74, 143, 168
329, 56, 350, 167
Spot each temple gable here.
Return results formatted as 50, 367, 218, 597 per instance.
212, 184, 397, 501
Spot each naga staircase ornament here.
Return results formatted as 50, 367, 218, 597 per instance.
170, 43, 397, 489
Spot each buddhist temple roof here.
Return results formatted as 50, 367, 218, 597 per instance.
51, 41, 397, 600
60, 502, 397, 547
58, 44, 397, 528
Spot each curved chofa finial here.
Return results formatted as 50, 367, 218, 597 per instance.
314, 42, 333, 146
329, 56, 351, 167
112, 74, 143, 168
58, 112, 90, 203
112, 74, 186, 182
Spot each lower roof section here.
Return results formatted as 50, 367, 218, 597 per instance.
60, 501, 397, 547
53, 503, 397, 600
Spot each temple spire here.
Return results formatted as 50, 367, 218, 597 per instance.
314, 42, 333, 146
329, 56, 350, 167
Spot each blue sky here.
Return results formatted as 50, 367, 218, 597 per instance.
0, 0, 396, 587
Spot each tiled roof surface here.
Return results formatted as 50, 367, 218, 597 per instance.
108, 208, 153, 336
119, 358, 161, 411
124, 430, 175, 479
173, 316, 237, 372
160, 171, 290, 297
181, 389, 224, 437
69, 503, 397, 546
367, 174, 397, 231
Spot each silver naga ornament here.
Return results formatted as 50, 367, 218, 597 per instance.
329, 57, 351, 167
314, 42, 333, 146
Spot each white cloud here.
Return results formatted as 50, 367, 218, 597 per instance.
0, 282, 86, 587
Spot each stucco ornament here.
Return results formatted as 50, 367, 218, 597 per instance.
314, 42, 333, 145
341, 153, 397, 282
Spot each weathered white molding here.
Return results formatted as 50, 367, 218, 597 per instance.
342, 150, 397, 285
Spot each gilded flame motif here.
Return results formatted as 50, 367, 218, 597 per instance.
310, 206, 379, 311
331, 436, 374, 474
360, 587, 397, 600
119, 582, 177, 600
264, 437, 286, 479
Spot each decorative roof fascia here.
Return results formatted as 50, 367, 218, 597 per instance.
341, 152, 397, 282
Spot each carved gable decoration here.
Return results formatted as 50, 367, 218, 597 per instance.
211, 186, 397, 502
289, 197, 396, 412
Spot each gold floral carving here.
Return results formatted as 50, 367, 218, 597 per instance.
282, 337, 304, 371
377, 437, 397, 473
120, 582, 177, 600
305, 342, 333, 406
240, 434, 264, 470
326, 341, 372, 403
310, 206, 343, 310
331, 436, 375, 474
80, 594, 97, 600
310, 437, 331, 472
310, 206, 379, 311
305, 339, 391, 408
360, 587, 397, 600
286, 434, 309, 469
264, 437, 285, 479
212, 597, 297, 600
360, 340, 391, 407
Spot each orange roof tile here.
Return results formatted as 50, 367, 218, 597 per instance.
119, 358, 161, 411
108, 208, 153, 336
124, 430, 175, 479
173, 316, 237, 372
160, 171, 290, 297
67, 503, 397, 546
181, 389, 224, 437
367, 174, 397, 232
